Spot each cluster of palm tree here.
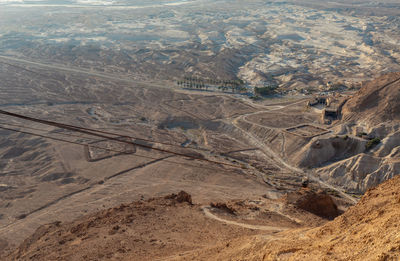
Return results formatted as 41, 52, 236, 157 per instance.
177, 80, 208, 90
176, 77, 247, 93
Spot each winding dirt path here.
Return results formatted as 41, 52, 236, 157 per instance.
229, 103, 358, 204
202, 207, 288, 231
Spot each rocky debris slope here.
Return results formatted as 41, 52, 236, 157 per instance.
2, 187, 346, 261
262, 175, 400, 260
2, 191, 263, 261
282, 188, 341, 220
293, 135, 366, 168
342, 72, 400, 126
316, 153, 400, 193
185, 175, 400, 260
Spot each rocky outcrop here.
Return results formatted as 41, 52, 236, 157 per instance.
261, 175, 400, 260
316, 154, 400, 193
283, 188, 340, 220
294, 135, 366, 168
164, 190, 193, 204
178, 175, 400, 261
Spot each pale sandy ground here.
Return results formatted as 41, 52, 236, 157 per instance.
0, 0, 399, 89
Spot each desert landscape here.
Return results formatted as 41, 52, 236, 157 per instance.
0, 0, 399, 260
1, 0, 400, 90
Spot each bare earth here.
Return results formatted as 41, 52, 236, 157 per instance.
3, 175, 399, 260
0, 1, 399, 258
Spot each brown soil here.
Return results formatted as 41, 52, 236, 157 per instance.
186, 175, 400, 260
262, 175, 400, 260
2, 189, 337, 261
2, 193, 263, 261
6, 173, 400, 261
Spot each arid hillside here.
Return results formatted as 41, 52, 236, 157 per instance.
287, 72, 400, 194
1, 189, 334, 261
342, 72, 400, 125
4, 175, 400, 260
260, 174, 400, 260
2, 192, 262, 261
185, 175, 400, 260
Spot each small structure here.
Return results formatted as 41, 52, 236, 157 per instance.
324, 107, 339, 119
284, 124, 330, 138
85, 136, 136, 162
307, 96, 328, 107
308, 93, 348, 124
323, 96, 347, 121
